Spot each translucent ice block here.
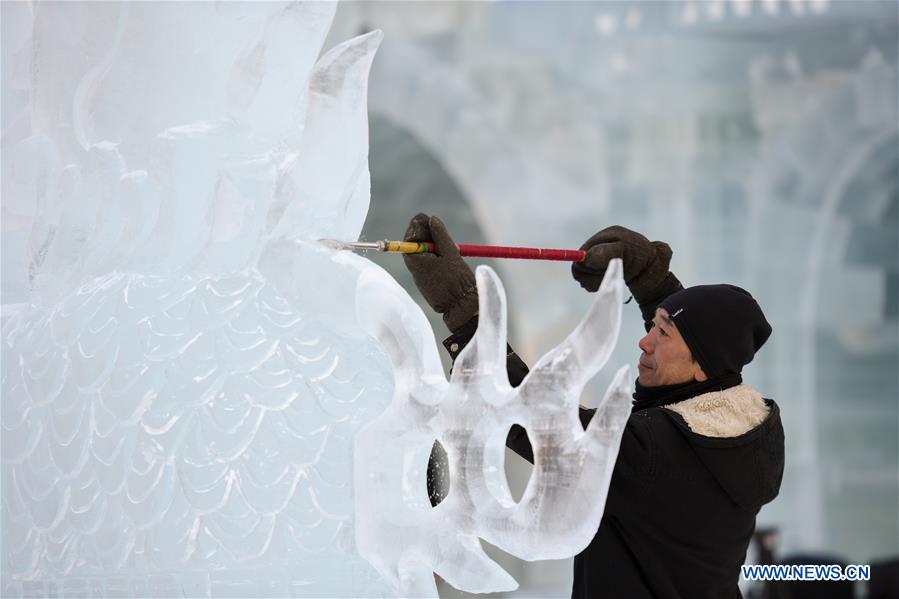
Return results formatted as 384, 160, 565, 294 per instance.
355, 260, 632, 596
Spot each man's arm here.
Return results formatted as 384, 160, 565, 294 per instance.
570, 225, 683, 330
635, 272, 683, 331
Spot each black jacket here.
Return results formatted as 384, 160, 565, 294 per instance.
437, 294, 785, 598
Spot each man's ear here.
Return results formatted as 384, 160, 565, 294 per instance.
694, 366, 708, 382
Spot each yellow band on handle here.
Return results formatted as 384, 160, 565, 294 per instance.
385, 241, 433, 254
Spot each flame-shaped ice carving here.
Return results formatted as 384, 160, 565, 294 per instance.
354, 260, 632, 596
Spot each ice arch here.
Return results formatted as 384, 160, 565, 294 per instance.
744, 56, 898, 558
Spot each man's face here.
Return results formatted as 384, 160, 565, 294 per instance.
637, 308, 707, 387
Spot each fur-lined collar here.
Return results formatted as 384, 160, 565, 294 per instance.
663, 384, 770, 438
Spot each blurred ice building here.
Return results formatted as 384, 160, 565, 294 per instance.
328, 1, 898, 596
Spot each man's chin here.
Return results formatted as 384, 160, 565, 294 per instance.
637, 373, 655, 387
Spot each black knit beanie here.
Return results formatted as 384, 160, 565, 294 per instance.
658, 284, 772, 377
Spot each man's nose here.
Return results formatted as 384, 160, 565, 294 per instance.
638, 331, 653, 354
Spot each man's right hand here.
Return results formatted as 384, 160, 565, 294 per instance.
571, 225, 673, 302
402, 213, 479, 332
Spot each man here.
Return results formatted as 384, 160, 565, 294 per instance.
402, 213, 785, 599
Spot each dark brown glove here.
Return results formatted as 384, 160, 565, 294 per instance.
403, 213, 478, 332
571, 225, 673, 303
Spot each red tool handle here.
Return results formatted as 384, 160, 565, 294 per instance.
420, 242, 586, 262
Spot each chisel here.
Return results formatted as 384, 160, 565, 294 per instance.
320, 239, 586, 262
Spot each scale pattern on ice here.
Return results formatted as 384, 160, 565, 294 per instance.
2, 271, 392, 596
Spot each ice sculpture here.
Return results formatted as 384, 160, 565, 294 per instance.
2, 3, 392, 596
355, 262, 632, 596
2, 2, 631, 597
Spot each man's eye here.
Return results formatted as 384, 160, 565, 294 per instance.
659, 328, 668, 337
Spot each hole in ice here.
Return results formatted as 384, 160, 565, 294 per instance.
504, 425, 533, 505
481, 423, 534, 507
427, 440, 450, 507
